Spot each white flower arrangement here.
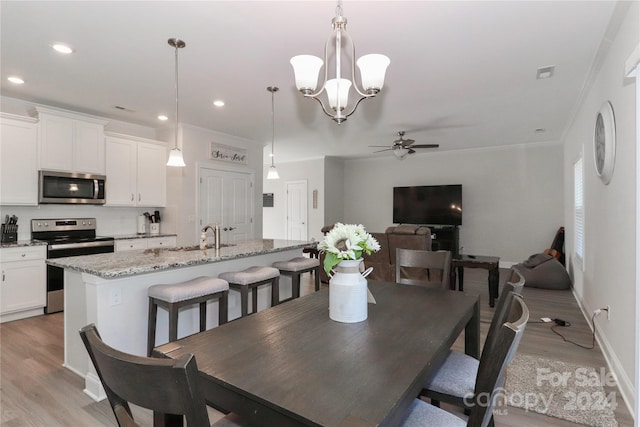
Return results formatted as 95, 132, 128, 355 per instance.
318, 223, 381, 275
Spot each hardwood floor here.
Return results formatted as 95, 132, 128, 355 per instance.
0, 269, 633, 426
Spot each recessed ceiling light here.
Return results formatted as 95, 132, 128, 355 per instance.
536, 66, 555, 80
213, 100, 225, 107
7, 76, 24, 84
52, 43, 73, 54
158, 115, 169, 121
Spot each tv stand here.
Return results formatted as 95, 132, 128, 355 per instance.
429, 226, 459, 258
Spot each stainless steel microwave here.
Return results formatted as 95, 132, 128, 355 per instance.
39, 171, 106, 204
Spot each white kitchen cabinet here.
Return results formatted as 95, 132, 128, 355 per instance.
105, 133, 167, 207
35, 107, 108, 174
0, 114, 38, 205
115, 236, 176, 252
0, 245, 46, 322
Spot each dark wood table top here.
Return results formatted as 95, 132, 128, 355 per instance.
155, 281, 480, 427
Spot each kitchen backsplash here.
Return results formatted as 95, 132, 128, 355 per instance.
0, 205, 166, 240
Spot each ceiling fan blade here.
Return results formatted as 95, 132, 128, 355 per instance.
411, 144, 440, 149
368, 145, 393, 148
402, 138, 416, 146
408, 149, 416, 154
373, 148, 394, 153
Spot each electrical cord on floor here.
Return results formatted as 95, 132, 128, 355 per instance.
548, 314, 596, 350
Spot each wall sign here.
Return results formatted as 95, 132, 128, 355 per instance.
209, 142, 248, 165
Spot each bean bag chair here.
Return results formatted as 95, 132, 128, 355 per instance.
514, 253, 571, 290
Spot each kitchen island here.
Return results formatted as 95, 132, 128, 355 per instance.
48, 239, 313, 401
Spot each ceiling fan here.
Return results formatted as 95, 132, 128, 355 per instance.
369, 131, 439, 159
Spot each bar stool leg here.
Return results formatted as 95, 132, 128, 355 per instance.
219, 292, 228, 325
240, 287, 249, 317
314, 267, 320, 291
292, 273, 300, 299
147, 299, 158, 356
168, 304, 179, 343
271, 277, 280, 306
199, 302, 207, 332
252, 285, 258, 314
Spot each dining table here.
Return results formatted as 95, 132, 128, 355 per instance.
153, 280, 480, 427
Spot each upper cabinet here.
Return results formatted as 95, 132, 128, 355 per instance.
0, 114, 39, 205
105, 133, 167, 207
35, 107, 108, 174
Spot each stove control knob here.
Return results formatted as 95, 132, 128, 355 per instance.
36, 222, 41, 227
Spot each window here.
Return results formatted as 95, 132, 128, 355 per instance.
574, 156, 584, 265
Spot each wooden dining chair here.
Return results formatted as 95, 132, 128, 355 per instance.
80, 324, 242, 427
420, 268, 525, 416
396, 248, 451, 288
399, 294, 529, 427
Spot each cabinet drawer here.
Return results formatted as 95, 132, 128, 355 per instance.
0, 246, 46, 262
146, 236, 177, 249
115, 239, 147, 252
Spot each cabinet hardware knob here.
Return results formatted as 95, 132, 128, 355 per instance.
21, 253, 26, 257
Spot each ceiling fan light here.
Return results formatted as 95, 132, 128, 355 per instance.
266, 165, 280, 180
167, 148, 186, 167
393, 148, 410, 160
357, 54, 390, 93
325, 78, 352, 111
290, 55, 324, 93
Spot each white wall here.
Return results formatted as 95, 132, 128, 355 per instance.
164, 124, 264, 247
342, 142, 564, 265
262, 157, 325, 243
324, 156, 345, 227
563, 1, 638, 415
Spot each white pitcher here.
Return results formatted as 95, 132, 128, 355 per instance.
329, 259, 372, 323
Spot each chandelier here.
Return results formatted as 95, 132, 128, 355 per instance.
290, 1, 390, 124
166, 38, 186, 167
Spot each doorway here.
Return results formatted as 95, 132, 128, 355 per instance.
198, 166, 254, 243
286, 180, 308, 240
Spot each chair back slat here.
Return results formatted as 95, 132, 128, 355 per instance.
395, 248, 451, 288
80, 324, 210, 427
468, 295, 529, 427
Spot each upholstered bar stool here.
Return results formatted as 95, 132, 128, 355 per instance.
272, 257, 320, 300
219, 266, 280, 317
147, 276, 229, 356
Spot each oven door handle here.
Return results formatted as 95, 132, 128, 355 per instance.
49, 241, 115, 251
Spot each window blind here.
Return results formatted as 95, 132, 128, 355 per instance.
574, 157, 584, 262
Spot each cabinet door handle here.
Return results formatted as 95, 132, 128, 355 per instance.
2, 270, 5, 282
138, 193, 141, 202
131, 193, 134, 202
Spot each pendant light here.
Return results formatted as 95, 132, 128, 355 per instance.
266, 86, 280, 180
166, 38, 186, 167
290, 1, 390, 124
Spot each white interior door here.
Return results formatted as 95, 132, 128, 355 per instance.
199, 167, 254, 244
286, 180, 307, 241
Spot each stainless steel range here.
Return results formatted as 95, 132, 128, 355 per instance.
31, 218, 114, 314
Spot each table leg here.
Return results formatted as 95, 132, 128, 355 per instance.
488, 266, 499, 308
465, 299, 480, 359
449, 265, 457, 291
457, 266, 464, 292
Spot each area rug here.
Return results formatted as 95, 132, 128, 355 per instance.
503, 354, 618, 426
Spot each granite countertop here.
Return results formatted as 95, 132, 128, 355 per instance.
0, 240, 48, 249
46, 239, 313, 279
112, 233, 177, 240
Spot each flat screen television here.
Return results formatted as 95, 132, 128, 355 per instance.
393, 185, 462, 226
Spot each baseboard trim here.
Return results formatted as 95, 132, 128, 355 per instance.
83, 372, 106, 402
570, 286, 636, 422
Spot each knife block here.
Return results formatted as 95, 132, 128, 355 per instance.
1, 224, 18, 243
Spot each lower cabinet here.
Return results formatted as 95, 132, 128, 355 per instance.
0, 246, 46, 322
115, 236, 177, 252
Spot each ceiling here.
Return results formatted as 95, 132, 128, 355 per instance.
0, 1, 620, 163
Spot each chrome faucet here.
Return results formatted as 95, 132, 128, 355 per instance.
200, 224, 220, 250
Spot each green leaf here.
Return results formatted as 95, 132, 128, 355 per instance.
324, 252, 340, 276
